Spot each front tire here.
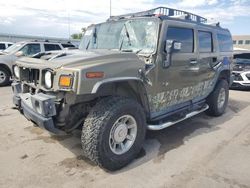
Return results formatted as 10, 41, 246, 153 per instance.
0, 67, 10, 86
206, 80, 229, 116
81, 96, 146, 171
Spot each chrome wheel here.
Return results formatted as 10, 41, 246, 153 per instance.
217, 88, 226, 109
0, 70, 6, 84
109, 115, 137, 155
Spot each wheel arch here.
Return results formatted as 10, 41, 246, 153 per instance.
92, 78, 150, 118
218, 69, 231, 84
0, 63, 11, 75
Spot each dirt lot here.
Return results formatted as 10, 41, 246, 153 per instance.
0, 86, 250, 188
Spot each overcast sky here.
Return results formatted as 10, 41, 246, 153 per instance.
0, 0, 249, 39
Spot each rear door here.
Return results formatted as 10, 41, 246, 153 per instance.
194, 29, 217, 101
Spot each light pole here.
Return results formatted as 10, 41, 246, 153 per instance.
110, 0, 112, 18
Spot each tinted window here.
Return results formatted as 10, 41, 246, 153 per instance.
20, 44, 41, 56
245, 40, 250, 45
0, 43, 5, 50
217, 34, 233, 52
8, 43, 13, 47
233, 40, 236, 44
44, 44, 61, 51
62, 44, 75, 48
198, 31, 213, 52
238, 40, 243, 45
167, 27, 194, 53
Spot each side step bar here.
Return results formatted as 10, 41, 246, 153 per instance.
147, 104, 209, 131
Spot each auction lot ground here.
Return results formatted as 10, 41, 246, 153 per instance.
0, 86, 249, 188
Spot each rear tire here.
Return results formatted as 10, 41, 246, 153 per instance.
206, 80, 229, 116
81, 96, 146, 171
0, 67, 10, 87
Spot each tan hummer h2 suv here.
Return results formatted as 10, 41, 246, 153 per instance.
12, 7, 233, 171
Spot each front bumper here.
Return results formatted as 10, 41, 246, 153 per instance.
12, 83, 65, 135
230, 71, 250, 89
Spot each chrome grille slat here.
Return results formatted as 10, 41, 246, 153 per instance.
20, 67, 40, 85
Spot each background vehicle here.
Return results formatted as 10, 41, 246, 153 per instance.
0, 42, 13, 51
0, 41, 64, 86
231, 51, 250, 89
61, 42, 77, 49
12, 7, 233, 171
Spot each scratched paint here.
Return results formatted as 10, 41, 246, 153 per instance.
148, 80, 214, 113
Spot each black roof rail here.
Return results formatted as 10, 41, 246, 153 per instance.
108, 7, 207, 24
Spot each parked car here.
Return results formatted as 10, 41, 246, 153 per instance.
12, 7, 233, 170
61, 42, 77, 49
231, 51, 250, 89
0, 42, 13, 51
0, 41, 64, 86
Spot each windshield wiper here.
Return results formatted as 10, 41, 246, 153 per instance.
119, 22, 132, 51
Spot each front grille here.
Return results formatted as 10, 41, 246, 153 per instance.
20, 67, 40, 85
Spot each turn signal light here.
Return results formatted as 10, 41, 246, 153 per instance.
86, 72, 104, 78
59, 75, 72, 88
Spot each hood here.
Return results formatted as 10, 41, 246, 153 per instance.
16, 49, 142, 70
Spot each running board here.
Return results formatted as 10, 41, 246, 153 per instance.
147, 104, 209, 130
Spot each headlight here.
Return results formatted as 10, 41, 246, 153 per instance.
44, 71, 53, 89
13, 66, 20, 78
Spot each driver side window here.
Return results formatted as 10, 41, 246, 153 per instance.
166, 27, 194, 53
20, 44, 41, 56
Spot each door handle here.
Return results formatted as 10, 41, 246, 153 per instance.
190, 59, 198, 65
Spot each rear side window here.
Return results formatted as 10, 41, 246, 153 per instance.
62, 43, 75, 48
44, 44, 61, 51
217, 33, 233, 52
198, 31, 213, 52
8, 43, 13, 47
0, 43, 6, 50
167, 27, 194, 53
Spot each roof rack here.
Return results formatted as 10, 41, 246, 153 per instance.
108, 7, 207, 24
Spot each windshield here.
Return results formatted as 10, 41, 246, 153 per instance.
79, 18, 159, 54
4, 42, 25, 53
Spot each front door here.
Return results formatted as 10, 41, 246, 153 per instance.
148, 24, 200, 118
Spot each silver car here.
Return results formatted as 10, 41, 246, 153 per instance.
0, 41, 64, 86
231, 51, 250, 89
0, 42, 13, 51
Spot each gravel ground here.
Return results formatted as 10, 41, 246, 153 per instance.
0, 86, 250, 188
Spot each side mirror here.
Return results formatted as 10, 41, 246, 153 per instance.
165, 40, 182, 52
163, 40, 182, 68
15, 51, 24, 57
173, 41, 182, 51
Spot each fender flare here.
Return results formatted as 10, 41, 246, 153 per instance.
91, 77, 143, 94
91, 77, 151, 118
